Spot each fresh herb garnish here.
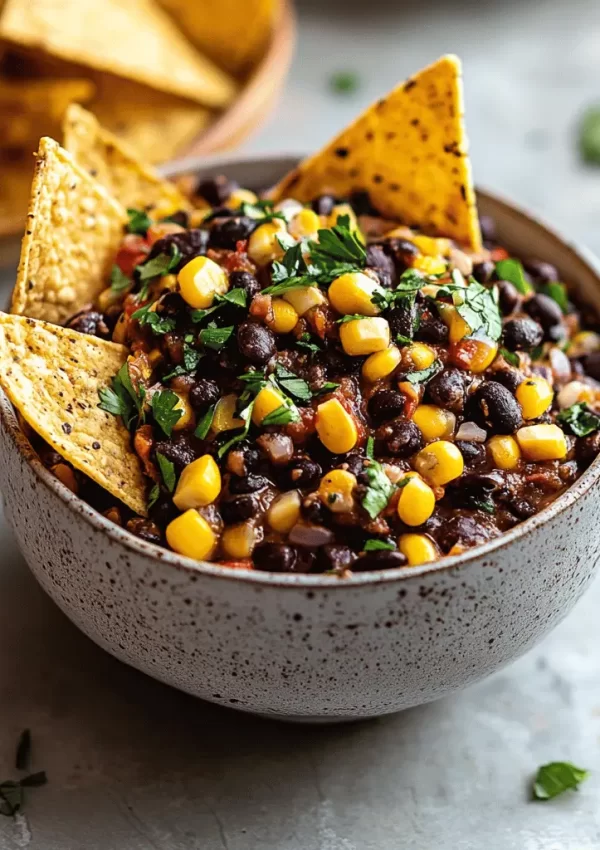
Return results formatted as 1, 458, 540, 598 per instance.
540, 281, 568, 313
314, 381, 340, 395
330, 70, 360, 95
310, 214, 366, 267
127, 207, 152, 235
436, 279, 502, 342
239, 199, 287, 225
98, 362, 145, 429
136, 243, 181, 282
162, 342, 203, 380
199, 324, 234, 351
495, 257, 532, 296
274, 364, 312, 402
579, 105, 600, 165
217, 400, 255, 458
363, 539, 395, 552
190, 287, 247, 323
557, 402, 600, 437
396, 334, 413, 346
362, 458, 395, 519
372, 269, 425, 311
110, 264, 132, 294
469, 498, 495, 514
1, 731, 47, 818
405, 360, 443, 385
148, 483, 160, 509
500, 347, 520, 367
296, 333, 322, 355
151, 390, 182, 437
337, 313, 367, 324
262, 402, 301, 426
155, 452, 176, 492
532, 762, 590, 800
131, 302, 177, 335
195, 404, 216, 439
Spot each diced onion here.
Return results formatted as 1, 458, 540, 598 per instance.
288, 523, 334, 547
455, 421, 487, 442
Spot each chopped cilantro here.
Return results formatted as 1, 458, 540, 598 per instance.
540, 281, 568, 313
274, 364, 312, 403
314, 381, 340, 395
195, 404, 216, 439
557, 402, 600, 437
239, 199, 287, 225
110, 264, 132, 293
579, 105, 600, 165
330, 70, 360, 95
495, 257, 532, 296
98, 362, 144, 429
148, 484, 160, 510
199, 324, 234, 351
217, 400, 255, 458
363, 539, 395, 552
396, 334, 413, 346
310, 214, 366, 267
126, 208, 152, 235
405, 360, 443, 385
156, 452, 176, 492
262, 402, 301, 426
190, 287, 247, 323
362, 458, 395, 519
337, 313, 366, 323
469, 498, 495, 514
151, 390, 182, 437
296, 333, 322, 355
131, 302, 176, 335
532, 762, 589, 800
366, 435, 375, 459
136, 243, 181, 281
436, 280, 502, 342
500, 347, 520, 368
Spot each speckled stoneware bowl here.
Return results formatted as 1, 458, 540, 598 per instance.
1, 154, 600, 722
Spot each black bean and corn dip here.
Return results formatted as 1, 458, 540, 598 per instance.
52, 177, 600, 574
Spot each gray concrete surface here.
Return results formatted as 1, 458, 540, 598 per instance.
2, 0, 600, 847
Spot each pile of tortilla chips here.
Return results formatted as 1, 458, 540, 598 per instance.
0, 0, 282, 236
0, 55, 481, 519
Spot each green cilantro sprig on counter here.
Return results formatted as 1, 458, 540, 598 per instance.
329, 71, 360, 96
579, 105, 600, 165
532, 762, 589, 801
557, 402, 600, 437
1, 730, 47, 818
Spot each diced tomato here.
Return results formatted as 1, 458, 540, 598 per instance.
115, 234, 149, 275
217, 559, 254, 570
490, 246, 509, 262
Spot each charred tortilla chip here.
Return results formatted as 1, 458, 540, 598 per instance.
0, 0, 236, 108
0, 312, 147, 515
63, 104, 190, 213
271, 55, 481, 251
11, 137, 127, 325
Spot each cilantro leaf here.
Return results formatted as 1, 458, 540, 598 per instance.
500, 347, 520, 367
495, 258, 532, 295
309, 215, 366, 267
274, 364, 312, 402
262, 402, 301, 426
148, 483, 160, 510
436, 280, 502, 342
195, 404, 216, 439
110, 264, 132, 294
190, 287, 247, 323
363, 539, 395, 552
337, 313, 367, 324
127, 208, 152, 235
330, 70, 360, 95
155, 452, 177, 492
362, 458, 395, 519
580, 105, 600, 165
396, 334, 413, 347
532, 762, 589, 800
540, 281, 568, 313
151, 390, 182, 437
557, 402, 600, 437
405, 360, 443, 385
296, 333, 321, 355
217, 400, 255, 458
162, 342, 203, 380
239, 200, 287, 225
366, 435, 375, 459
131, 302, 176, 335
137, 243, 181, 281
314, 381, 340, 395
98, 362, 144, 429
199, 324, 234, 351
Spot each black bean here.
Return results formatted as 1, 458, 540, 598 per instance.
163, 210, 189, 228
498, 493, 536, 520
229, 270, 260, 299
340, 450, 366, 477
149, 493, 178, 528
229, 474, 270, 494
368, 389, 406, 423
237, 321, 276, 364
492, 367, 524, 393
376, 418, 423, 458
384, 238, 420, 275
434, 514, 496, 554
455, 440, 487, 468
209, 216, 257, 249
387, 302, 418, 340
220, 494, 258, 524
524, 259, 559, 286
254, 543, 297, 572
502, 317, 544, 351
154, 434, 201, 472
449, 471, 503, 507
479, 215, 497, 244
289, 457, 322, 489
366, 244, 396, 288
196, 175, 238, 207
349, 189, 379, 216
311, 195, 336, 216
472, 260, 496, 284
576, 431, 600, 466
414, 311, 449, 344
318, 544, 357, 572
189, 379, 220, 412
353, 550, 407, 571
425, 368, 466, 413
226, 442, 261, 474
127, 518, 163, 545
470, 381, 523, 435
496, 280, 522, 316
302, 499, 328, 524
66, 310, 110, 339
581, 352, 600, 382
147, 229, 208, 272
524, 293, 565, 341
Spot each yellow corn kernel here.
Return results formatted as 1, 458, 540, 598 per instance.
211, 394, 243, 434
221, 522, 257, 559
398, 533, 439, 565
289, 208, 321, 239
515, 376, 554, 420
283, 285, 326, 315
247, 220, 287, 265
488, 435, 521, 470
407, 342, 436, 370
339, 317, 390, 356
268, 490, 301, 533
159, 273, 178, 294
515, 424, 567, 461
412, 254, 447, 275
252, 385, 286, 425
448, 308, 472, 343
267, 299, 299, 334
397, 473, 436, 526
177, 256, 229, 309
568, 330, 600, 357
112, 312, 128, 344
148, 348, 163, 368
362, 345, 401, 382
414, 440, 464, 486
97, 285, 123, 312
315, 398, 358, 454
189, 208, 212, 227
469, 341, 498, 373
327, 203, 358, 231
412, 405, 456, 442
328, 271, 382, 317
173, 455, 221, 510
318, 469, 357, 513
172, 392, 194, 431
412, 235, 452, 257
166, 510, 216, 561
226, 188, 258, 208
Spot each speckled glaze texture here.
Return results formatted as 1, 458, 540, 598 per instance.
1, 156, 600, 721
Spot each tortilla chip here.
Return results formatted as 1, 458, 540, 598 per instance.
0, 76, 95, 148
270, 55, 481, 251
0, 151, 36, 237
11, 137, 127, 325
63, 104, 190, 213
0, 0, 236, 108
157, 0, 278, 76
0, 312, 147, 515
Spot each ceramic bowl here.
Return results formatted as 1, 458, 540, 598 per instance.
1, 154, 600, 722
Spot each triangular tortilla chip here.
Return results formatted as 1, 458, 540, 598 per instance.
0, 0, 236, 108
0, 312, 147, 516
11, 136, 127, 325
271, 55, 481, 251
63, 104, 190, 213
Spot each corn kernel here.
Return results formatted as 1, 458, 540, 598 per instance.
412, 254, 447, 275
328, 271, 382, 317
339, 317, 390, 356
397, 473, 436, 526
227, 188, 258, 208
398, 532, 439, 565
406, 342, 436, 370
289, 208, 321, 239
166, 509, 216, 560
488, 435, 521, 470
221, 522, 257, 558
283, 286, 326, 315
159, 273, 178, 294
266, 299, 299, 334
414, 440, 464, 486
252, 385, 286, 425
515, 424, 567, 461
148, 348, 163, 368
412, 405, 456, 442
412, 235, 451, 257
447, 308, 471, 343
112, 312, 128, 344
515, 376, 554, 420
568, 330, 600, 357
327, 203, 358, 231
177, 256, 229, 309
97, 285, 124, 312
173, 455, 221, 510
362, 345, 401, 382
450, 338, 498, 372
211, 394, 244, 433
318, 469, 357, 513
247, 220, 288, 265
172, 392, 194, 431
268, 490, 301, 533
316, 398, 358, 454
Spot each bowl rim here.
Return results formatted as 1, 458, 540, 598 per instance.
2, 154, 600, 589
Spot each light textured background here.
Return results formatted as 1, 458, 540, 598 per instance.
2, 0, 600, 847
